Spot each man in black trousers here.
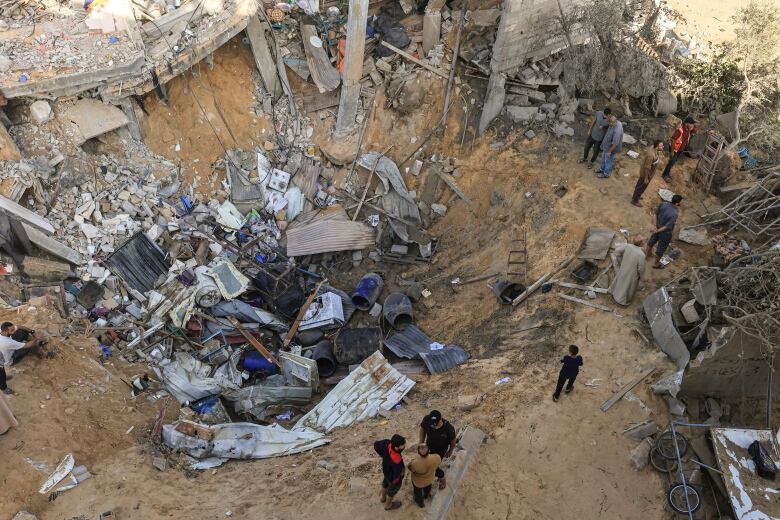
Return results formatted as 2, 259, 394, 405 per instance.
553, 345, 583, 402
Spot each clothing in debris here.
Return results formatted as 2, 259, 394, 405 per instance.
0, 392, 17, 434
609, 243, 646, 305
409, 452, 441, 488
374, 439, 405, 495
632, 147, 663, 204
554, 355, 583, 399
420, 415, 456, 459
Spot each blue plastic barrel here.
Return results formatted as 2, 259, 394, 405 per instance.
351, 273, 383, 311
243, 351, 278, 374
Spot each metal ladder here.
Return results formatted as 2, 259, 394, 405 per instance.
695, 134, 726, 192
507, 227, 528, 284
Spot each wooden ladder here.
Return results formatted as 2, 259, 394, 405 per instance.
507, 227, 528, 284
695, 134, 726, 192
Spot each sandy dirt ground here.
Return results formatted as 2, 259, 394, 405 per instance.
0, 2, 752, 518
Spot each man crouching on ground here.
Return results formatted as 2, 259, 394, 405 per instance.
374, 434, 406, 511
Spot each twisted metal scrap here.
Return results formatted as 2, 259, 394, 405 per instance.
720, 249, 780, 353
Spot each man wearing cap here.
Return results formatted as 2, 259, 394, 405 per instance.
419, 410, 456, 489
661, 116, 698, 182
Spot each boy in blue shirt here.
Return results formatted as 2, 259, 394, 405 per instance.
553, 345, 583, 402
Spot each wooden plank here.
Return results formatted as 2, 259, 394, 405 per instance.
556, 281, 609, 294
558, 293, 612, 311
227, 317, 281, 368
719, 181, 755, 193
335, 0, 369, 134
245, 16, 279, 97
283, 279, 327, 348
600, 366, 657, 412
435, 170, 471, 204
512, 255, 574, 306
426, 426, 485, 520
379, 40, 449, 79
303, 88, 341, 112
301, 24, 341, 93
0, 194, 55, 234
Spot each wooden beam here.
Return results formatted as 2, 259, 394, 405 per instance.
335, 0, 369, 135
512, 255, 574, 306
426, 426, 485, 520
301, 24, 341, 93
600, 366, 657, 412
282, 279, 327, 347
436, 170, 471, 204
245, 16, 279, 97
558, 293, 612, 311
227, 317, 281, 368
379, 40, 449, 79
556, 281, 609, 294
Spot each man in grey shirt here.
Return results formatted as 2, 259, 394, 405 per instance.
596, 115, 623, 178
580, 107, 611, 168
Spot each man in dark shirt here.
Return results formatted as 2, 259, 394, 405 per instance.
553, 345, 583, 402
646, 195, 682, 269
419, 410, 456, 489
374, 434, 406, 510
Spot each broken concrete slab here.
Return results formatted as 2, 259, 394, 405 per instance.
30, 100, 52, 124
506, 105, 538, 123
63, 99, 129, 145
0, 194, 55, 234
21, 223, 83, 265
245, 17, 279, 97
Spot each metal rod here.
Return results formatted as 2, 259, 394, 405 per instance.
670, 421, 694, 520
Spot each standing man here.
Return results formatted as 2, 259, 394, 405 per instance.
0, 322, 48, 395
661, 116, 699, 183
374, 434, 406, 511
596, 115, 624, 178
408, 444, 441, 508
631, 140, 664, 207
646, 194, 683, 269
552, 345, 583, 402
419, 410, 456, 489
580, 107, 611, 169
609, 236, 647, 305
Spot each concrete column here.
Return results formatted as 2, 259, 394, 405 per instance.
477, 73, 506, 135
422, 0, 446, 55
335, 0, 369, 136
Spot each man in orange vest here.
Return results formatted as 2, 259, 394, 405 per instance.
661, 116, 698, 183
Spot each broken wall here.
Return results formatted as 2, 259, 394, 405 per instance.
490, 0, 586, 73
680, 327, 778, 399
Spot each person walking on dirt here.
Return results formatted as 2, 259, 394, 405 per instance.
661, 116, 699, 183
374, 434, 406, 511
552, 345, 583, 402
596, 115, 623, 178
0, 322, 50, 395
646, 195, 682, 269
631, 140, 664, 207
580, 107, 611, 169
419, 410, 456, 489
408, 444, 441, 508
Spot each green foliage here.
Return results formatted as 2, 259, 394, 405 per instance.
674, 50, 743, 112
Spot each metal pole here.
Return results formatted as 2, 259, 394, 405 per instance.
670, 421, 694, 520
767, 352, 774, 430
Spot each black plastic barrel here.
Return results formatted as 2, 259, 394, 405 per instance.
311, 340, 337, 377
334, 328, 381, 365
383, 293, 414, 329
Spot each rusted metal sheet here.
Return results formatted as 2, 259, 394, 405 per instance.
286, 219, 375, 257
294, 351, 414, 432
104, 231, 168, 293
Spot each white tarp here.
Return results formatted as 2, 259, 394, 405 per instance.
153, 352, 241, 404
294, 351, 415, 432
162, 420, 329, 463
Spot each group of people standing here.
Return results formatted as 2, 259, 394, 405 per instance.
374, 410, 456, 510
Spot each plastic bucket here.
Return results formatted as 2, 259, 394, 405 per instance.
311, 340, 337, 377
351, 273, 383, 311
383, 293, 414, 329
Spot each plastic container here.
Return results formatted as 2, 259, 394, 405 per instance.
351, 273, 383, 311
242, 351, 278, 374
383, 293, 414, 329
311, 340, 337, 377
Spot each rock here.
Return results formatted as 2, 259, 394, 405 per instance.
152, 455, 167, 471
506, 106, 539, 123
524, 130, 536, 139
553, 122, 574, 138
430, 203, 447, 217
0, 55, 11, 73
577, 98, 594, 113
626, 420, 658, 441
390, 244, 409, 255
30, 100, 52, 124
558, 112, 575, 123
623, 133, 637, 145
539, 103, 557, 113
12, 512, 37, 520
629, 439, 652, 470
457, 394, 484, 411
316, 459, 338, 471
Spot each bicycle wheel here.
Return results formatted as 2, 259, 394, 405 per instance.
650, 446, 678, 473
667, 483, 701, 515
655, 430, 689, 460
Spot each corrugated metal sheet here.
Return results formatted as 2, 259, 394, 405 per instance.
293, 351, 414, 433
286, 219, 375, 257
104, 232, 168, 293
385, 325, 432, 359
420, 346, 470, 374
